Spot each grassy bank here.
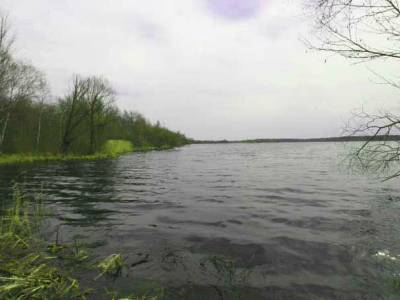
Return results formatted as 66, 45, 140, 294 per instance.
0, 186, 159, 300
0, 140, 179, 166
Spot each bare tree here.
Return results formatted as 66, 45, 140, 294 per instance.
309, 0, 400, 179
0, 61, 47, 152
0, 13, 13, 152
0, 13, 13, 96
344, 109, 400, 180
0, 12, 48, 153
35, 79, 50, 152
309, 0, 400, 61
59, 75, 90, 154
86, 76, 115, 153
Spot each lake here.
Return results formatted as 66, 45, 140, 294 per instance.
1, 143, 399, 299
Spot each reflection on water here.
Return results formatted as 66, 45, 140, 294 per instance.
0, 143, 400, 299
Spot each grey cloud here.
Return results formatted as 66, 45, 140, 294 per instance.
127, 15, 167, 43
205, 0, 262, 20
260, 17, 297, 39
2, 0, 398, 140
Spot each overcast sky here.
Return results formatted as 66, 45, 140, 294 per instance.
2, 0, 399, 140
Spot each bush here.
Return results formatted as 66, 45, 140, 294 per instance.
101, 140, 134, 156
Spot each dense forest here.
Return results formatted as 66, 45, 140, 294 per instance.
0, 14, 189, 155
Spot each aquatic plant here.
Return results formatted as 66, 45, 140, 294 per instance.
200, 255, 252, 300
0, 187, 86, 299
46, 238, 91, 267
0, 257, 83, 300
0, 187, 163, 299
96, 254, 124, 279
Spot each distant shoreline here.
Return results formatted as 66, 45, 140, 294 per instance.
192, 135, 400, 144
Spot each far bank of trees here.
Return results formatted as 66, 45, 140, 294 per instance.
0, 13, 189, 155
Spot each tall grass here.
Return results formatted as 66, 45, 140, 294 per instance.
0, 186, 86, 299
0, 187, 159, 300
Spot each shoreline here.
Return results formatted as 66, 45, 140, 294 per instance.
192, 135, 400, 144
0, 146, 179, 166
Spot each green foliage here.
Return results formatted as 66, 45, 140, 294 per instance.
101, 140, 133, 156
1, 91, 189, 156
0, 188, 86, 300
96, 254, 124, 279
0, 187, 164, 299
0, 131, 189, 165
46, 238, 90, 267
0, 139, 133, 165
1, 98, 190, 156
0, 10, 190, 157
0, 258, 83, 300
0, 153, 111, 165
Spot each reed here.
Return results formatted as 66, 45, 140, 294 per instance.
0, 186, 159, 300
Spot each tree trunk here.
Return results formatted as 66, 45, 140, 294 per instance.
0, 111, 10, 153
89, 106, 95, 154
89, 126, 95, 154
60, 138, 71, 154
36, 106, 43, 153
60, 105, 75, 154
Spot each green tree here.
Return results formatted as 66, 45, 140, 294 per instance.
59, 76, 90, 154
86, 76, 115, 153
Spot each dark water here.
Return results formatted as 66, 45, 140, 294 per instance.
1, 143, 400, 299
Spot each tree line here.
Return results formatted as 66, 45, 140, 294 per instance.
0, 13, 189, 155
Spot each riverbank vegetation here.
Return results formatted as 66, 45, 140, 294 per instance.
0, 139, 171, 165
0, 13, 189, 162
0, 187, 160, 299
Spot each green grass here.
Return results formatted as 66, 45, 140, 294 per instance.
0, 139, 134, 165
101, 140, 134, 156
96, 254, 124, 280
0, 152, 128, 165
0, 187, 87, 299
0, 186, 160, 300
0, 140, 180, 166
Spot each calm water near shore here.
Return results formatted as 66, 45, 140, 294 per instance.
1, 143, 400, 299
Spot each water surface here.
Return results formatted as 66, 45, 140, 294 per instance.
1, 143, 399, 299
